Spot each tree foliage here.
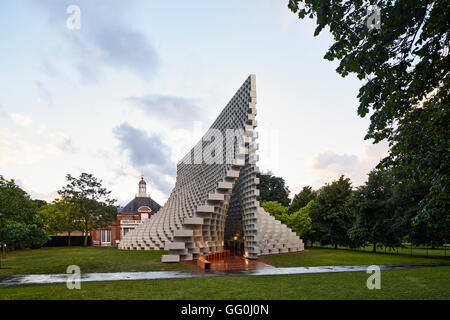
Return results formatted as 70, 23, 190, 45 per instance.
0, 222, 49, 250
289, 186, 317, 214
390, 169, 449, 247
260, 167, 447, 248
288, 200, 315, 240
38, 198, 82, 246
310, 175, 354, 248
288, 0, 449, 229
258, 173, 291, 206
261, 201, 290, 225
0, 176, 41, 225
349, 168, 401, 252
0, 176, 49, 249
58, 173, 117, 247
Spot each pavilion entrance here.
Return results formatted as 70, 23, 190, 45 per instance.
225, 239, 245, 257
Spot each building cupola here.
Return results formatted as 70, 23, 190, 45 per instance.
138, 176, 149, 197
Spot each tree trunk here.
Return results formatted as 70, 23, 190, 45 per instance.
373, 242, 377, 253
84, 220, 89, 247
1, 244, 5, 259
68, 231, 71, 247
334, 243, 338, 249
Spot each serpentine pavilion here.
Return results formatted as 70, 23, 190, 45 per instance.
118, 75, 304, 262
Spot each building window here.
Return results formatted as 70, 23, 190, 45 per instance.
101, 229, 111, 243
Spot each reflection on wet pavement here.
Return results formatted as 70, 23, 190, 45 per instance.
1, 263, 449, 286
181, 256, 274, 271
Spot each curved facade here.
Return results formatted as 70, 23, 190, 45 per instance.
118, 75, 304, 262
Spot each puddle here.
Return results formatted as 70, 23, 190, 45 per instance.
1, 263, 449, 286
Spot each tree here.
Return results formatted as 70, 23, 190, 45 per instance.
38, 198, 82, 246
384, 99, 449, 231
288, 200, 315, 245
349, 166, 448, 251
0, 176, 49, 251
0, 175, 40, 226
289, 186, 317, 214
0, 222, 49, 250
258, 173, 291, 206
261, 201, 290, 225
288, 0, 449, 234
58, 173, 117, 247
390, 170, 449, 248
349, 168, 401, 252
310, 175, 354, 248
411, 212, 449, 248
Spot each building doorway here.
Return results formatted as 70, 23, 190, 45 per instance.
101, 229, 111, 245
225, 239, 245, 257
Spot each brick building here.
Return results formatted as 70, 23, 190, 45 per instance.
91, 177, 162, 246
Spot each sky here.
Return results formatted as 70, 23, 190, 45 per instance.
0, 0, 388, 207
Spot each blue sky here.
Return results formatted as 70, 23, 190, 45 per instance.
0, 0, 388, 206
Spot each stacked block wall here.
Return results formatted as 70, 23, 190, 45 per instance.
118, 75, 304, 261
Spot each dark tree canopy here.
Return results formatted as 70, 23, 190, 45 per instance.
0, 176, 49, 249
288, 0, 449, 228
0, 176, 40, 225
258, 173, 291, 207
260, 169, 447, 248
349, 168, 401, 252
289, 186, 317, 213
310, 175, 354, 248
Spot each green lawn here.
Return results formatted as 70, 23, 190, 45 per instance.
263, 248, 450, 268
1, 266, 449, 300
1, 247, 449, 277
0, 247, 194, 276
1, 247, 449, 300
309, 244, 449, 257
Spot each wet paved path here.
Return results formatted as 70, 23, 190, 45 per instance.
1, 263, 449, 286
180, 256, 274, 271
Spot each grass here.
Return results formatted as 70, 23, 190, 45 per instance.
1, 247, 449, 300
1, 247, 448, 276
0, 247, 195, 276
263, 248, 450, 268
309, 243, 449, 257
1, 266, 449, 300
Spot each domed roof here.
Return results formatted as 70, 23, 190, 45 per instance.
120, 196, 161, 214
139, 177, 146, 185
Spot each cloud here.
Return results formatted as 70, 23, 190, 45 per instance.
261, 0, 316, 36
58, 137, 76, 153
91, 23, 160, 81
11, 113, 33, 127
35, 81, 53, 106
0, 105, 8, 119
113, 122, 176, 194
0, 133, 52, 166
308, 141, 389, 188
40, 59, 59, 77
35, 0, 160, 82
15, 178, 58, 202
126, 95, 201, 126
0, 118, 75, 167
313, 152, 360, 173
